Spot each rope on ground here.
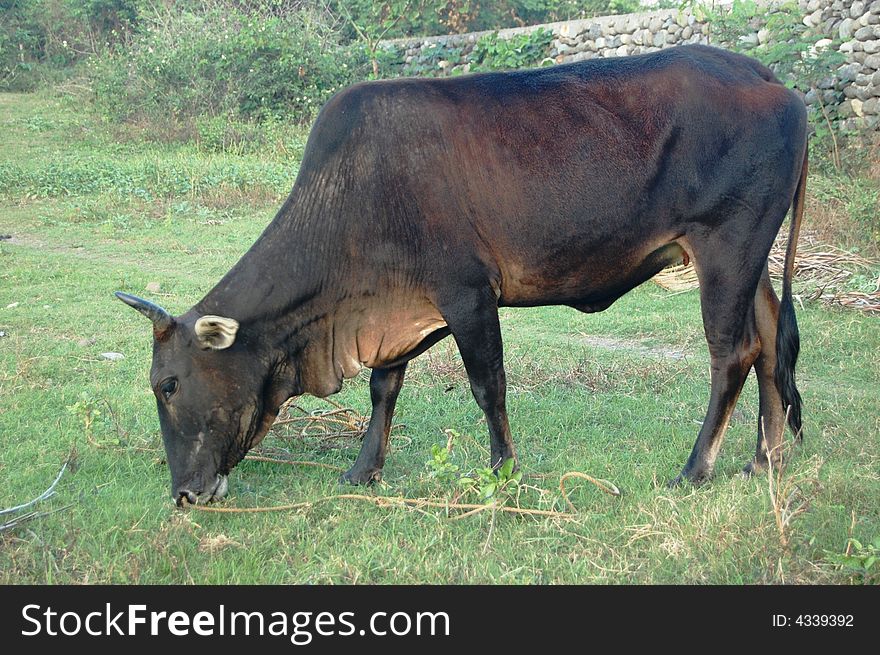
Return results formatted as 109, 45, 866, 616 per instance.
187, 493, 576, 518
185, 455, 619, 520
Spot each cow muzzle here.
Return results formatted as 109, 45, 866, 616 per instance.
175, 474, 229, 507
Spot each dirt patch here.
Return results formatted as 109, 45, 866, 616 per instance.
580, 335, 689, 360
1, 234, 48, 249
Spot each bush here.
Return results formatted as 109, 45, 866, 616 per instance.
331, 1, 641, 41
88, 3, 372, 125
470, 27, 554, 71
0, 0, 137, 91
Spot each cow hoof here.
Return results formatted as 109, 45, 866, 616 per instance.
742, 456, 783, 478
339, 468, 382, 486
668, 468, 711, 488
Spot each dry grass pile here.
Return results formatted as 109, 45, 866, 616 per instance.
253, 398, 382, 461
653, 231, 879, 314
269, 398, 369, 442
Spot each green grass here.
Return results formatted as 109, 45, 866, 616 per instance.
1, 92, 878, 584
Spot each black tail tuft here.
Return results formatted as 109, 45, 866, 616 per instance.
774, 293, 802, 439
773, 145, 808, 441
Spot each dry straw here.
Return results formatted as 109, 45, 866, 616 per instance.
269, 397, 370, 442
652, 231, 879, 313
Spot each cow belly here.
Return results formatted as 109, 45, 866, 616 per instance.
498, 240, 687, 308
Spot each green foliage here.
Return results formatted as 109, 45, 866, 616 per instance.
0, 0, 638, 93
426, 442, 460, 483
193, 114, 308, 156
0, 149, 296, 200
331, 1, 432, 78
67, 394, 118, 446
594, 0, 640, 15
699, 0, 845, 89
471, 27, 554, 71
426, 432, 522, 501
824, 537, 880, 583
453, 1, 641, 34
332, 0, 447, 43
844, 180, 880, 244
802, 162, 880, 252
0, 0, 138, 91
459, 458, 522, 501
367, 43, 405, 80
332, 1, 640, 40
88, 4, 371, 124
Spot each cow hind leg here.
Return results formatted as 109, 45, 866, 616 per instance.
743, 267, 789, 476
340, 363, 407, 485
670, 230, 771, 486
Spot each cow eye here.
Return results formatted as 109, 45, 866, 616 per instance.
159, 378, 178, 399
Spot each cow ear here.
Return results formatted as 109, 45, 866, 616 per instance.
194, 315, 239, 350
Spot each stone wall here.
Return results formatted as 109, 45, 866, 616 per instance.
383, 0, 880, 130
391, 8, 709, 69
803, 0, 880, 129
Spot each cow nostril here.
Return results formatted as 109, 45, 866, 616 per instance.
176, 489, 199, 507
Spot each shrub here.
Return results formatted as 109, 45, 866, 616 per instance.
331, 1, 642, 40
402, 41, 464, 77
470, 27, 554, 71
88, 3, 372, 125
0, 0, 137, 91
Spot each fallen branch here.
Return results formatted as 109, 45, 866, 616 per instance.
0, 457, 72, 533
265, 398, 370, 443
814, 289, 880, 314
0, 504, 74, 533
559, 471, 621, 513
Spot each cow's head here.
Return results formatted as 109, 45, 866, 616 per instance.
116, 292, 295, 506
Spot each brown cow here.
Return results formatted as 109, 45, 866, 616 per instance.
117, 44, 806, 504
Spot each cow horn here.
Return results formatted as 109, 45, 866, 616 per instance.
115, 291, 174, 335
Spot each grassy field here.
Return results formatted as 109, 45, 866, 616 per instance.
1, 92, 878, 584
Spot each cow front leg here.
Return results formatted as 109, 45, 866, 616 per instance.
443, 289, 517, 470
340, 363, 407, 485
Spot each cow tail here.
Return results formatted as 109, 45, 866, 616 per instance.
774, 146, 807, 440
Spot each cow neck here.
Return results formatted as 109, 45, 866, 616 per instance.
198, 216, 319, 313
194, 198, 349, 398
274, 300, 347, 399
